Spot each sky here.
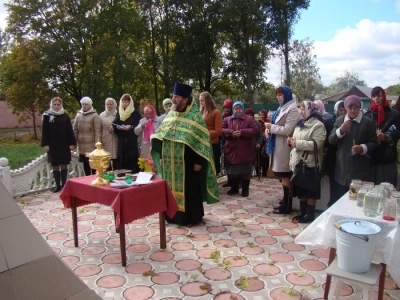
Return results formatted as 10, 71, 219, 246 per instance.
268, 0, 400, 89
0, 0, 399, 89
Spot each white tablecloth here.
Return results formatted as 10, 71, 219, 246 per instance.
294, 193, 397, 264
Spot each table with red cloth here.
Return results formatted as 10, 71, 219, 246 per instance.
59, 175, 178, 267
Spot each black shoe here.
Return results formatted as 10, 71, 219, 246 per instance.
292, 201, 308, 222
273, 200, 283, 209
273, 205, 289, 214
227, 188, 239, 195
298, 205, 315, 223
227, 178, 239, 195
241, 179, 250, 197
53, 186, 62, 193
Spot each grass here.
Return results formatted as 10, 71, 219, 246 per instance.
0, 133, 44, 170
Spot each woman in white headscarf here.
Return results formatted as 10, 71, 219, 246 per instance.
112, 93, 141, 173
99, 98, 118, 169
73, 96, 101, 175
41, 97, 76, 192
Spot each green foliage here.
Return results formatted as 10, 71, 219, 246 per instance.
289, 38, 324, 101
0, 136, 43, 170
326, 69, 367, 96
386, 84, 400, 95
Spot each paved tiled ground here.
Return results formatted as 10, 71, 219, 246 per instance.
17, 177, 400, 300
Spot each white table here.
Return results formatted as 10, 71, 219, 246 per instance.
295, 193, 398, 300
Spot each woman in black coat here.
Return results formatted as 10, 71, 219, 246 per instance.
112, 94, 141, 173
41, 97, 76, 192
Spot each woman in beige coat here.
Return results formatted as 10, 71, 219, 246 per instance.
264, 86, 300, 214
73, 97, 101, 175
288, 101, 326, 223
99, 98, 118, 170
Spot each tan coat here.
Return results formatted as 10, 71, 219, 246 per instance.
73, 109, 101, 155
134, 117, 159, 158
269, 100, 300, 173
289, 117, 326, 172
99, 111, 118, 159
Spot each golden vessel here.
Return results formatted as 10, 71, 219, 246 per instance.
86, 140, 111, 186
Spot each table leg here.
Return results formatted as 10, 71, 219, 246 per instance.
159, 212, 166, 249
113, 212, 119, 233
71, 196, 78, 247
117, 209, 126, 267
324, 247, 336, 300
378, 263, 386, 300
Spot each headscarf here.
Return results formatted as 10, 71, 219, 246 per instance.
334, 100, 345, 116
103, 98, 117, 117
163, 98, 172, 107
297, 100, 322, 127
44, 97, 65, 122
232, 101, 244, 118
244, 108, 254, 117
314, 100, 327, 115
223, 99, 234, 117
370, 86, 390, 126
143, 104, 157, 143
119, 94, 135, 121
267, 86, 293, 155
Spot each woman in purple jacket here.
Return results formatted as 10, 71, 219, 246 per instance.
222, 101, 258, 197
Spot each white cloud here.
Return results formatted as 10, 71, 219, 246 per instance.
268, 19, 400, 89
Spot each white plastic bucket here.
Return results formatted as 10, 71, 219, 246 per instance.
335, 220, 381, 273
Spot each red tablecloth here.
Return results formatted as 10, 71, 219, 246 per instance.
60, 176, 178, 226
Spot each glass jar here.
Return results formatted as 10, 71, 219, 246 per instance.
389, 191, 400, 214
125, 173, 132, 185
363, 188, 382, 217
349, 179, 362, 200
382, 199, 397, 221
107, 171, 115, 182
357, 187, 369, 207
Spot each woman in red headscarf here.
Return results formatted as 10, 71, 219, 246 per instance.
364, 86, 400, 187
135, 104, 159, 158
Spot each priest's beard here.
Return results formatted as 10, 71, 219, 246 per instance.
171, 103, 187, 112
170, 104, 177, 111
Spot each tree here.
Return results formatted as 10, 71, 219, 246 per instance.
326, 70, 367, 96
385, 84, 400, 95
289, 38, 323, 100
269, 0, 310, 87
0, 40, 54, 139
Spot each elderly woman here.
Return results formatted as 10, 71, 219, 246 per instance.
41, 97, 76, 192
264, 86, 300, 214
329, 95, 378, 198
73, 96, 101, 176
288, 101, 326, 223
156, 98, 173, 128
99, 98, 118, 170
223, 101, 258, 197
364, 87, 400, 187
135, 104, 158, 158
199, 91, 222, 174
113, 94, 141, 173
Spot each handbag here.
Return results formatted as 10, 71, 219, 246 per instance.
290, 140, 321, 192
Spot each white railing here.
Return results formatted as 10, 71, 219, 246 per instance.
0, 152, 85, 198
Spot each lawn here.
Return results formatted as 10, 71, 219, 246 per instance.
0, 135, 44, 170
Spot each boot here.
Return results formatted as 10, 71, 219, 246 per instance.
60, 169, 68, 189
227, 178, 239, 195
53, 170, 61, 193
273, 184, 285, 209
241, 179, 250, 197
222, 181, 231, 188
292, 201, 307, 222
273, 185, 290, 214
298, 204, 315, 223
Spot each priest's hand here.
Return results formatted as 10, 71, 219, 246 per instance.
69, 145, 75, 150
194, 164, 202, 171
160, 159, 163, 167
44, 146, 50, 152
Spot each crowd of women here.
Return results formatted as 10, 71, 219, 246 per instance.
41, 86, 400, 224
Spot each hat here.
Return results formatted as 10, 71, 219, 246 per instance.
163, 98, 172, 107
223, 99, 234, 108
244, 108, 254, 116
344, 95, 361, 110
173, 82, 193, 98
80, 96, 93, 106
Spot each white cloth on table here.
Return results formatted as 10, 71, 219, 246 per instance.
294, 193, 397, 264
384, 225, 400, 286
